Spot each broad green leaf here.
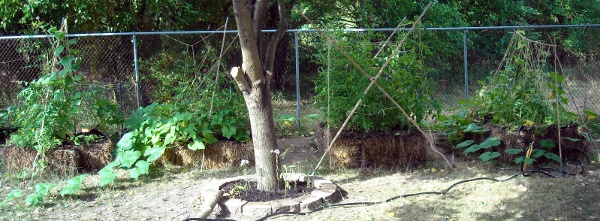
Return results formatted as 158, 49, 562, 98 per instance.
164, 127, 176, 145
119, 150, 141, 168
25, 193, 42, 206
145, 146, 165, 162
539, 139, 555, 149
456, 140, 474, 148
523, 158, 535, 165
531, 149, 546, 158
202, 133, 219, 144
130, 160, 151, 179
479, 137, 501, 148
189, 140, 205, 150
222, 125, 236, 139
506, 148, 523, 154
66, 38, 77, 46
35, 183, 57, 193
463, 144, 480, 153
54, 45, 65, 56
99, 162, 117, 187
116, 132, 135, 151
60, 56, 75, 69
544, 153, 562, 164
516, 157, 536, 165
478, 152, 500, 162
60, 174, 89, 196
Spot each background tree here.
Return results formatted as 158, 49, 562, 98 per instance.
230, 0, 288, 191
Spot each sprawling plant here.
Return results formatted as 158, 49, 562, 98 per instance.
98, 102, 250, 186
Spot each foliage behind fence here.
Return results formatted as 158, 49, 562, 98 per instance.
1, 27, 599, 128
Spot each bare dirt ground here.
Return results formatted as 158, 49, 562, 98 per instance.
1, 136, 600, 221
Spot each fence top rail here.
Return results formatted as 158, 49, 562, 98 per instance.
1, 24, 599, 39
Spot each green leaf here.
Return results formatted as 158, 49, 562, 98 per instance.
54, 45, 65, 56
119, 150, 141, 168
130, 160, 151, 179
531, 149, 546, 158
548, 72, 564, 83
463, 144, 480, 153
564, 137, 580, 142
506, 148, 523, 154
26, 183, 57, 206
523, 158, 535, 165
60, 56, 75, 69
463, 123, 490, 134
60, 174, 89, 196
53, 31, 66, 40
66, 38, 77, 46
116, 132, 135, 151
539, 139, 555, 149
222, 125, 236, 139
202, 133, 219, 144
478, 152, 500, 162
188, 140, 205, 150
144, 146, 165, 162
544, 152, 562, 164
164, 126, 176, 145
479, 137, 501, 148
99, 162, 117, 187
456, 140, 474, 148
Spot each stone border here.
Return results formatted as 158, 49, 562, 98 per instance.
201, 173, 342, 219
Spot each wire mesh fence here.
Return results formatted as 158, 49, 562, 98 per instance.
1, 25, 599, 129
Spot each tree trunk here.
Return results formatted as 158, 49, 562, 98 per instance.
231, 0, 287, 191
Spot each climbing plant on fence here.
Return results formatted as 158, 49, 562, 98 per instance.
313, 29, 441, 131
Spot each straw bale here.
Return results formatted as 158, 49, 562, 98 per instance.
156, 140, 255, 170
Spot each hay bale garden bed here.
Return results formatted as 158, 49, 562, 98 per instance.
156, 140, 254, 170
315, 124, 427, 169
3, 134, 114, 175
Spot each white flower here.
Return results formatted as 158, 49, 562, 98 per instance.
240, 159, 250, 167
271, 149, 280, 155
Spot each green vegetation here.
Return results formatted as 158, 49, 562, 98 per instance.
313, 29, 440, 131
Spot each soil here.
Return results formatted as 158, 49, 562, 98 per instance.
220, 180, 314, 202
1, 134, 599, 221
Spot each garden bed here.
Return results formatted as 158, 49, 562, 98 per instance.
155, 140, 255, 169
3, 137, 114, 175
439, 124, 592, 164
315, 123, 427, 169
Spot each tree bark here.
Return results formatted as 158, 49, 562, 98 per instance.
231, 0, 287, 191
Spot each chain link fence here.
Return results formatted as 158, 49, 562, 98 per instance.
1, 26, 599, 129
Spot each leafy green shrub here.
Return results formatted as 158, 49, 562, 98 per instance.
7, 30, 122, 155
468, 32, 579, 128
99, 102, 250, 186
7, 30, 83, 153
438, 110, 501, 162
313, 30, 440, 131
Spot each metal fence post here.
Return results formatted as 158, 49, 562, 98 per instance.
132, 33, 141, 108
295, 31, 301, 131
463, 29, 469, 99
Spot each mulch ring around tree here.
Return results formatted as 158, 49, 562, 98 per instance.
2, 133, 114, 175
220, 180, 314, 202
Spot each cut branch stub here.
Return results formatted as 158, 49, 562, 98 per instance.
231, 66, 250, 93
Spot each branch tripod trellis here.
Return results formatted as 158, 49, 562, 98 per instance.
295, 2, 456, 174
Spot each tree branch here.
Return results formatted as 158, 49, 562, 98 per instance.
232, 0, 264, 84
253, 0, 269, 57
264, 0, 288, 79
